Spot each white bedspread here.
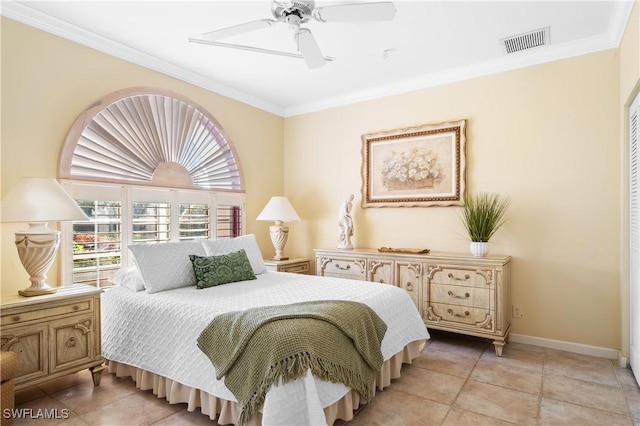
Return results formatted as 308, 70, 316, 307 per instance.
101, 271, 429, 425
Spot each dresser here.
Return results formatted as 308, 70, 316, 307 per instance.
0, 285, 104, 390
264, 258, 311, 274
315, 248, 511, 356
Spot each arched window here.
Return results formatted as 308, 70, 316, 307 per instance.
59, 88, 245, 287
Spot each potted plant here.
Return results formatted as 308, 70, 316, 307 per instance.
460, 192, 510, 257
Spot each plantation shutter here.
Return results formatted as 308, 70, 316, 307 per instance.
630, 91, 639, 385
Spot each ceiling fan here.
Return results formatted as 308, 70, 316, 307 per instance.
188, 1, 396, 69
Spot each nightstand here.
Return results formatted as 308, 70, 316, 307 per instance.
264, 258, 311, 275
0, 285, 105, 390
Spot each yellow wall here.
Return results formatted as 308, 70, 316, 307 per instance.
0, 17, 284, 298
2, 8, 638, 353
619, 1, 640, 358
285, 49, 621, 350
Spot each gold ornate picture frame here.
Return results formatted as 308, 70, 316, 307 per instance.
361, 119, 466, 208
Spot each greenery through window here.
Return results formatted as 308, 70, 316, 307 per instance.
73, 200, 122, 287
62, 182, 245, 287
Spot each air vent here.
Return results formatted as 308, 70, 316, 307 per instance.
501, 27, 550, 54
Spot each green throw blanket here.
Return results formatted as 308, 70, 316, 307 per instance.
197, 300, 388, 425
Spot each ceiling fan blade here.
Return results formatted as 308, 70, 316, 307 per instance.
198, 19, 276, 41
297, 28, 325, 69
314, 2, 396, 22
188, 38, 336, 63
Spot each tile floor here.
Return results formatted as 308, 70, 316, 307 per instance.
11, 331, 640, 425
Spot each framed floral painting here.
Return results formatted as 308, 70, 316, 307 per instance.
361, 119, 466, 208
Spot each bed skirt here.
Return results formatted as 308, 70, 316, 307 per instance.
106, 339, 426, 425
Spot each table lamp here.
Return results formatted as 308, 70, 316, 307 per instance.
256, 196, 301, 261
2, 178, 89, 296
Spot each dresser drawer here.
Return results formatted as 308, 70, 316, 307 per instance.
368, 259, 393, 284
50, 315, 95, 374
0, 323, 48, 385
265, 258, 311, 275
429, 266, 493, 289
317, 257, 366, 280
395, 262, 421, 312
430, 284, 490, 309
1, 299, 93, 327
281, 262, 310, 274
427, 302, 493, 330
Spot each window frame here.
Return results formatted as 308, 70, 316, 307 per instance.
60, 179, 245, 287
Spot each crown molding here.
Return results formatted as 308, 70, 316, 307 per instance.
285, 32, 620, 117
285, 0, 635, 117
610, 0, 636, 46
1, 1, 286, 117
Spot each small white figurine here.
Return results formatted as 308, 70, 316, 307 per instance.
337, 194, 354, 249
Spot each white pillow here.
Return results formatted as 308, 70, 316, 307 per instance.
201, 234, 267, 275
129, 240, 206, 293
111, 266, 145, 292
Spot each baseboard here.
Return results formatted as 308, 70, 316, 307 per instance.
509, 333, 620, 361
618, 356, 629, 368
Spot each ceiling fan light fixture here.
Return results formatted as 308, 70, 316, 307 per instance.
285, 13, 303, 30
273, 0, 315, 22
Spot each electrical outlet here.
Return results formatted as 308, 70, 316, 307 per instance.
512, 305, 524, 318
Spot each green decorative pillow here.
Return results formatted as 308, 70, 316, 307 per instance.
189, 249, 257, 289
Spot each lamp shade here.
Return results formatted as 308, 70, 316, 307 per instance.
256, 196, 301, 222
2, 177, 89, 223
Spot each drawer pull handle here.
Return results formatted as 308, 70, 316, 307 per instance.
67, 337, 77, 348
12, 315, 20, 322
335, 264, 351, 271
73, 305, 80, 311
406, 282, 413, 291
447, 308, 470, 317
447, 291, 470, 299
448, 273, 470, 281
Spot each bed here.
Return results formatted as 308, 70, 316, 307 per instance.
101, 235, 429, 425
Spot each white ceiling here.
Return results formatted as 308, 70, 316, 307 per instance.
2, 1, 634, 117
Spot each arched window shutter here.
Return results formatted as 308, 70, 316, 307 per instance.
58, 88, 245, 287
59, 87, 243, 191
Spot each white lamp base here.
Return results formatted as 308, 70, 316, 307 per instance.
269, 222, 290, 261
15, 223, 60, 297
19, 284, 58, 297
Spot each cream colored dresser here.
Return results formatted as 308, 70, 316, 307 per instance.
315, 248, 511, 356
0, 285, 104, 390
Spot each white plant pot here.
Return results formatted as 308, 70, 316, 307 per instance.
470, 242, 489, 258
